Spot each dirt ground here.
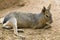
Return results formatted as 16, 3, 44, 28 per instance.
0, 0, 60, 40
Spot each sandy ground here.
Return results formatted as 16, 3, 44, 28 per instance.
0, 0, 60, 40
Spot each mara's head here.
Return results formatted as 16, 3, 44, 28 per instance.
41, 4, 53, 24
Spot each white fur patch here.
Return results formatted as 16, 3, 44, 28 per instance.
0, 17, 4, 23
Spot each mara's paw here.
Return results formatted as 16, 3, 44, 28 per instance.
44, 25, 51, 29
14, 33, 25, 40
2, 26, 12, 29
14, 32, 19, 36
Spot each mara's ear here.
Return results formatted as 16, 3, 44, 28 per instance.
47, 4, 51, 10
42, 7, 46, 13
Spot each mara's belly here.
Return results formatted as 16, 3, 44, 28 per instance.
17, 22, 46, 29
17, 20, 33, 28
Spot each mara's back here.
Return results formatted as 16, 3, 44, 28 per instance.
13, 12, 36, 28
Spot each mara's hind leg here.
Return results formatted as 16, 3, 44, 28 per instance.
9, 17, 25, 39
9, 17, 18, 35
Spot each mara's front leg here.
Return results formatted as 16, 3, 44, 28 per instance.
44, 22, 51, 29
32, 22, 51, 29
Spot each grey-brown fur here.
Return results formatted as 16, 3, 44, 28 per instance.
3, 4, 53, 29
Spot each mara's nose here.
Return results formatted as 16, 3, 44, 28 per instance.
49, 19, 53, 24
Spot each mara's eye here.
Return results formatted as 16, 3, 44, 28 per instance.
46, 15, 49, 17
